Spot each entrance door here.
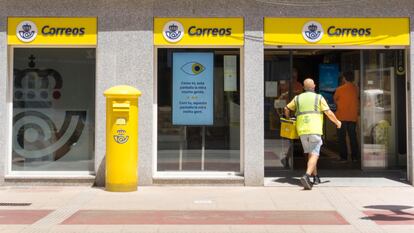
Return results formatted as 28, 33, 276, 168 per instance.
264, 49, 407, 174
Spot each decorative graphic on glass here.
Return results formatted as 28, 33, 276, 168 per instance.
12, 48, 95, 171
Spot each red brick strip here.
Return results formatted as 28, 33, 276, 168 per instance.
0, 210, 52, 224
62, 210, 348, 225
363, 210, 414, 225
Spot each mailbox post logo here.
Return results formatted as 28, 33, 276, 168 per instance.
114, 129, 129, 144
163, 21, 184, 43
16, 21, 38, 42
302, 21, 323, 43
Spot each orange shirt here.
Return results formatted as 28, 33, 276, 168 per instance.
293, 81, 303, 95
334, 82, 358, 122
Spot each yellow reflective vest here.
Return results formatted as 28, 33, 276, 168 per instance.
295, 92, 324, 136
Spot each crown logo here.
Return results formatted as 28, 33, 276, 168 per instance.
163, 21, 183, 42
13, 55, 63, 108
308, 24, 318, 32
303, 21, 323, 42
22, 23, 32, 32
169, 24, 178, 32
17, 21, 37, 42
117, 129, 126, 134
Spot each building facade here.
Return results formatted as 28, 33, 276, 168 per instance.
0, 0, 413, 186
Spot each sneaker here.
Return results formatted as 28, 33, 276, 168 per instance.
312, 175, 321, 185
300, 174, 312, 190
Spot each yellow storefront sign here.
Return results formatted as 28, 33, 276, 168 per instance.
265, 18, 409, 46
154, 18, 244, 46
8, 17, 97, 45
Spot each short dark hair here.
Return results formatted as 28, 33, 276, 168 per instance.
342, 71, 355, 82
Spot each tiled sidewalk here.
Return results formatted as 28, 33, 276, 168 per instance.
0, 180, 413, 233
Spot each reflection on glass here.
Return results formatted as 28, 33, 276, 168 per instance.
264, 51, 292, 170
12, 48, 95, 171
362, 50, 403, 169
157, 49, 240, 172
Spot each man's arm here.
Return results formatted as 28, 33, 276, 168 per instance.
284, 107, 290, 118
324, 110, 341, 128
284, 97, 296, 119
319, 96, 341, 128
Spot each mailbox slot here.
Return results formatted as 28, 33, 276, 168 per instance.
112, 101, 130, 112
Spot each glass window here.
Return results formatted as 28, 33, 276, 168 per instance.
157, 48, 240, 172
12, 48, 95, 171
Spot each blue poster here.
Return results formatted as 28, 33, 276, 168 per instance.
172, 52, 214, 125
319, 64, 339, 108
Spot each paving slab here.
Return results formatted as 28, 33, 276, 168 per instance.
61, 210, 348, 225
0, 210, 52, 224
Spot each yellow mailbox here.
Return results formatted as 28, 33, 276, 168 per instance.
104, 85, 141, 192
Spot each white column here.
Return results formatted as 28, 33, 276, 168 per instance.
243, 17, 264, 186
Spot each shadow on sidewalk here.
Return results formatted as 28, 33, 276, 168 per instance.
271, 177, 302, 186
271, 177, 331, 187
362, 205, 414, 222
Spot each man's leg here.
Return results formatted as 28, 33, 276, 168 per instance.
300, 135, 322, 190
347, 122, 359, 161
337, 122, 348, 160
299, 136, 312, 190
308, 154, 318, 176
301, 153, 318, 190
306, 153, 319, 176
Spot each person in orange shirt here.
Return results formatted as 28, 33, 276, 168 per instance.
334, 71, 359, 161
292, 68, 303, 95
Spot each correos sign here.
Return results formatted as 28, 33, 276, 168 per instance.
301, 20, 374, 43
265, 18, 409, 46
155, 18, 244, 46
8, 17, 97, 45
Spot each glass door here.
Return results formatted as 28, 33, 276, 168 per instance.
264, 50, 293, 171
361, 50, 407, 169
264, 49, 407, 173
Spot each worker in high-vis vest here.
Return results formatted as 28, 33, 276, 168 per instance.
284, 78, 341, 190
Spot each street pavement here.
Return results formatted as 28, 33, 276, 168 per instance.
0, 177, 414, 233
